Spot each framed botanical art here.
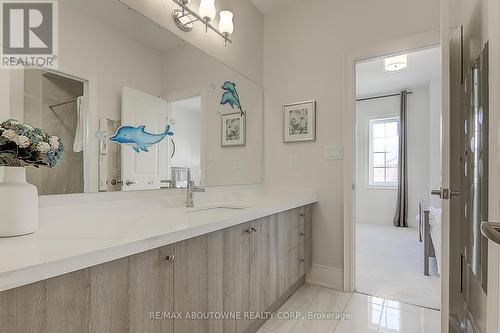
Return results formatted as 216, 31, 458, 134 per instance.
283, 100, 316, 142
221, 112, 246, 147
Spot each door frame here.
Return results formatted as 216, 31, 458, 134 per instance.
31, 66, 97, 193
165, 86, 205, 185
342, 29, 441, 296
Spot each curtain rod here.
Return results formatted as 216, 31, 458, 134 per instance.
356, 91, 413, 102
48, 98, 78, 111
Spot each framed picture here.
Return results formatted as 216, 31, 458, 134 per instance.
283, 100, 316, 142
221, 113, 246, 147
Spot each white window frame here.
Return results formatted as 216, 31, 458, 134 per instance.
366, 115, 400, 189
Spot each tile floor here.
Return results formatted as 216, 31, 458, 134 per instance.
258, 284, 441, 333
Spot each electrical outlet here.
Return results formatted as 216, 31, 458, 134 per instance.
289, 154, 298, 169
324, 145, 343, 160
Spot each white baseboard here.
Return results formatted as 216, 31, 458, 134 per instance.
306, 264, 344, 290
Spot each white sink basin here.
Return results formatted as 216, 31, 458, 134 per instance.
187, 205, 247, 214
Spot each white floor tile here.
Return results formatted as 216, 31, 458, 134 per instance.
384, 299, 423, 314
257, 327, 276, 333
263, 288, 316, 333
262, 284, 441, 333
351, 292, 386, 306
422, 308, 441, 333
290, 291, 350, 333
378, 307, 423, 333
335, 299, 382, 333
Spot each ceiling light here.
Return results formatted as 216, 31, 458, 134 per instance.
384, 54, 408, 72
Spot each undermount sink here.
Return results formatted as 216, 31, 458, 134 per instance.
186, 205, 247, 214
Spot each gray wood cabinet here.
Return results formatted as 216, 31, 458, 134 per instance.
128, 245, 175, 333
0, 205, 313, 333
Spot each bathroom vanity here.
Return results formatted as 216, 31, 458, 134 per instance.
0, 189, 316, 333
0, 1, 315, 331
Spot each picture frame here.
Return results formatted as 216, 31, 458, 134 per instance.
282, 100, 316, 142
221, 112, 246, 147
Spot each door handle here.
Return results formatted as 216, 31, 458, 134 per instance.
431, 187, 460, 200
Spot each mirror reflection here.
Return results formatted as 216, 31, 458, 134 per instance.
0, 0, 263, 195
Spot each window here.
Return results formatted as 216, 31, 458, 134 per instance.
368, 117, 399, 187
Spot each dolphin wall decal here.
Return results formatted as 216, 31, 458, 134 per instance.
220, 81, 245, 116
109, 125, 174, 153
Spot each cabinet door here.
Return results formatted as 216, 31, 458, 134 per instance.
90, 258, 129, 333
173, 235, 209, 333
128, 245, 174, 333
0, 269, 90, 333
223, 222, 251, 333
250, 215, 280, 314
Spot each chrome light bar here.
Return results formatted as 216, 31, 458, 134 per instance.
171, 0, 232, 44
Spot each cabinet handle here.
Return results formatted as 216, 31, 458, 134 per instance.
250, 227, 257, 233
298, 258, 305, 262
300, 232, 304, 236
245, 228, 252, 234
165, 254, 175, 263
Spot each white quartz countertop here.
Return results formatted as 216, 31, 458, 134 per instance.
0, 188, 317, 292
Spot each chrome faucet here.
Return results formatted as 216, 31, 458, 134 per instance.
186, 170, 205, 208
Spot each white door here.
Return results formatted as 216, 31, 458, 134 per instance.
121, 87, 168, 191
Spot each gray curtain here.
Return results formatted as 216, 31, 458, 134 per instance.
393, 91, 408, 227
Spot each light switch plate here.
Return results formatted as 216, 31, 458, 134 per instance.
324, 145, 343, 160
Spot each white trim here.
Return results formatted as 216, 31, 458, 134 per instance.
307, 265, 344, 290
31, 66, 98, 194
343, 30, 441, 296
165, 87, 204, 184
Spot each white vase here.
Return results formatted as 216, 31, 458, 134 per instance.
0, 167, 39, 237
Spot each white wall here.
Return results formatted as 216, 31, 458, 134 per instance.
263, 0, 440, 280
163, 45, 263, 186
121, 0, 264, 85
356, 86, 435, 226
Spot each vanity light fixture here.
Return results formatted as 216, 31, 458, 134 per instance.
219, 10, 234, 38
171, 0, 233, 45
384, 54, 408, 72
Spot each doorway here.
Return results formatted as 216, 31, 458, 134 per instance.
353, 46, 443, 310
167, 94, 202, 188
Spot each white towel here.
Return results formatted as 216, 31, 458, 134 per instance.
73, 96, 84, 152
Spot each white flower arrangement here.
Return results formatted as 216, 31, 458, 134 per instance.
0, 119, 65, 168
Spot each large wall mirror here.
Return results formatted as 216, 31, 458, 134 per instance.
0, 0, 263, 195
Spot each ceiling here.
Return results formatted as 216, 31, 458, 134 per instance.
249, 0, 295, 15
356, 47, 441, 98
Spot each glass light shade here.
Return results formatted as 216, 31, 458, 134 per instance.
384, 54, 408, 72
199, 0, 216, 21
219, 10, 234, 36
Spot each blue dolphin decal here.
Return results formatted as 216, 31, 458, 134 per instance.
110, 125, 174, 153
220, 81, 245, 116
